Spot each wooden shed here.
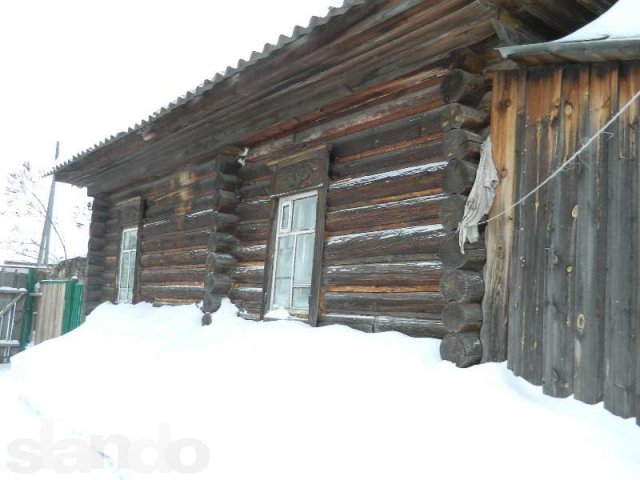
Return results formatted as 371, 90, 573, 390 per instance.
53, 0, 633, 415
484, 2, 640, 424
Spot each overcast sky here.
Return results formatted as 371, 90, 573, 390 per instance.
0, 0, 343, 262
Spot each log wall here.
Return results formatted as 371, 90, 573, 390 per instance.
232, 64, 456, 337
487, 61, 640, 424
85, 154, 240, 309
437, 65, 491, 367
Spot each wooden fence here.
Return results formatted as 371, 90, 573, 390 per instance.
484, 61, 640, 422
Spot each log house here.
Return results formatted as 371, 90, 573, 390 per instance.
55, 0, 640, 423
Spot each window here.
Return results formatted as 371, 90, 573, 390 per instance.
270, 191, 318, 314
117, 227, 138, 303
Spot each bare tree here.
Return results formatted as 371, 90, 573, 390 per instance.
1, 161, 91, 263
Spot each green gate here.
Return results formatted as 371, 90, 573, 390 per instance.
31, 279, 85, 345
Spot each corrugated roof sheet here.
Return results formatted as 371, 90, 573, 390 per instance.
52, 0, 368, 175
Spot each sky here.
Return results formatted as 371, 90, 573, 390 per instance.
0, 0, 344, 263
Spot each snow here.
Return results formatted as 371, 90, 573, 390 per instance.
326, 224, 443, 245
1, 300, 640, 479
557, 0, 640, 43
0, 287, 27, 294
330, 162, 447, 189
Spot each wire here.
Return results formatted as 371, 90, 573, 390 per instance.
475, 87, 640, 227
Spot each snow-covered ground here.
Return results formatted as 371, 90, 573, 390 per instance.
1, 300, 639, 479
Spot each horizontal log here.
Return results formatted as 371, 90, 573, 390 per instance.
239, 163, 270, 182
239, 180, 271, 201
212, 190, 240, 214
236, 220, 270, 242
212, 212, 239, 234
207, 232, 239, 254
331, 138, 443, 179
143, 209, 233, 237
235, 199, 272, 222
140, 248, 208, 268
449, 47, 485, 74
326, 194, 444, 232
147, 173, 238, 206
478, 91, 492, 116
203, 273, 232, 295
324, 225, 447, 262
206, 253, 237, 274
442, 129, 483, 161
328, 162, 446, 208
439, 269, 484, 303
443, 158, 478, 195
232, 265, 265, 285
442, 303, 483, 333
228, 287, 263, 313
374, 316, 446, 338
440, 103, 489, 131
233, 243, 267, 262
142, 228, 209, 252
331, 107, 445, 160
144, 194, 210, 221
228, 287, 263, 304
440, 69, 488, 105
323, 261, 444, 287
438, 238, 486, 271
439, 194, 467, 231
323, 291, 445, 315
440, 332, 482, 367
140, 267, 206, 283
317, 314, 374, 333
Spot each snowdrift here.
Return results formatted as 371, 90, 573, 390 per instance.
1, 300, 639, 479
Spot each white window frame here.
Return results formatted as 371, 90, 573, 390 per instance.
117, 227, 138, 304
269, 190, 318, 315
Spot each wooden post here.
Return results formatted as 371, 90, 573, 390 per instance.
480, 70, 519, 363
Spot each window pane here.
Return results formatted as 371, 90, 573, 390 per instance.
292, 195, 317, 231
293, 233, 314, 285
273, 236, 294, 309
280, 204, 291, 231
273, 279, 291, 309
119, 251, 130, 287
123, 229, 138, 250
292, 287, 311, 310
128, 253, 137, 288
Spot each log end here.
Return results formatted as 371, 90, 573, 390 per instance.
440, 332, 482, 367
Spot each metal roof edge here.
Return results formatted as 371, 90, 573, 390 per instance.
499, 37, 640, 63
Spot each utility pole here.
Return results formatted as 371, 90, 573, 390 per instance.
37, 141, 59, 266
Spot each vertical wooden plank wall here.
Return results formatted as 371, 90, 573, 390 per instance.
492, 61, 640, 422
480, 70, 519, 363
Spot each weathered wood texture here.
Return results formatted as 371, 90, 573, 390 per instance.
84, 196, 111, 315
233, 66, 457, 330
480, 69, 520, 363
490, 62, 640, 423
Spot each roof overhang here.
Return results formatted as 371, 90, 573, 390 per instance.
500, 37, 640, 65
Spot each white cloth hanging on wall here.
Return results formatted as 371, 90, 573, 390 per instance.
458, 135, 498, 253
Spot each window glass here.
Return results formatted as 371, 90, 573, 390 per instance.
270, 192, 318, 313
280, 203, 291, 232
292, 196, 316, 231
117, 227, 138, 304
292, 287, 311, 309
293, 233, 314, 285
